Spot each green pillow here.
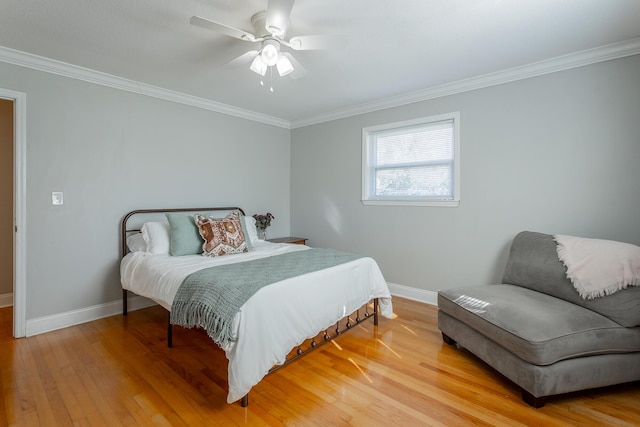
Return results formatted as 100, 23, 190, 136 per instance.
239, 214, 253, 250
166, 213, 203, 256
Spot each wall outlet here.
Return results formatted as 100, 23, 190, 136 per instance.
52, 192, 63, 205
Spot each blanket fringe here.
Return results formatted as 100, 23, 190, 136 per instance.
554, 234, 640, 300
170, 301, 236, 348
554, 239, 589, 297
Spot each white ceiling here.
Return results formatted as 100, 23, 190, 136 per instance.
2, 0, 640, 126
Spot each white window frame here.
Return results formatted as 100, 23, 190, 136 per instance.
362, 112, 460, 207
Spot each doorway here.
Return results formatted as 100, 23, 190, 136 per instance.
0, 98, 12, 338
0, 88, 26, 338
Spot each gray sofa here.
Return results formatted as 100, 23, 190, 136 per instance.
437, 231, 640, 407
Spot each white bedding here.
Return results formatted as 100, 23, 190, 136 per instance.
121, 240, 393, 403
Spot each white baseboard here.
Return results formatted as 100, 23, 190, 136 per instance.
25, 295, 157, 337
387, 282, 438, 306
23, 283, 436, 337
0, 293, 13, 308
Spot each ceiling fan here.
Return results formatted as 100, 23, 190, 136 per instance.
190, 0, 345, 85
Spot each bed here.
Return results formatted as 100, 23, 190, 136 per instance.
120, 207, 393, 406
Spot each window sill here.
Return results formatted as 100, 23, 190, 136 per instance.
361, 199, 460, 207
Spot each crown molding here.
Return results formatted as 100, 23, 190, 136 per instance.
2, 37, 639, 131
290, 37, 640, 129
0, 46, 290, 129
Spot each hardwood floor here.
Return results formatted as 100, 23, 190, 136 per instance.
1, 297, 638, 426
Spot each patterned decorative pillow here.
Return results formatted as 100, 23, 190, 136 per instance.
194, 213, 249, 257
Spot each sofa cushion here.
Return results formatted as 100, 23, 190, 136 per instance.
438, 285, 640, 366
502, 231, 640, 327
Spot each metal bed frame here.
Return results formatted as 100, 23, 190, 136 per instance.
121, 207, 379, 407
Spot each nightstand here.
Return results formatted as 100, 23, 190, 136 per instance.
267, 237, 308, 245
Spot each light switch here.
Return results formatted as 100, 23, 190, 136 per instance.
52, 192, 63, 205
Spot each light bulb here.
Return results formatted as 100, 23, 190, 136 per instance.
249, 56, 267, 76
261, 42, 279, 66
276, 55, 294, 76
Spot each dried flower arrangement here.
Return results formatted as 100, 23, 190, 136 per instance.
253, 212, 275, 231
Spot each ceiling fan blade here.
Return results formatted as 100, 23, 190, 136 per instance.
283, 52, 307, 79
286, 34, 347, 50
190, 16, 258, 42
265, 0, 294, 36
224, 50, 259, 68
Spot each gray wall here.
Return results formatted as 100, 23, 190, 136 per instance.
291, 54, 640, 292
1, 52, 639, 322
0, 61, 291, 319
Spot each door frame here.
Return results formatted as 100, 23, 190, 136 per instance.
1, 88, 26, 338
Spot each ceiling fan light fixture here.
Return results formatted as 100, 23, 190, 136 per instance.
261, 40, 280, 66
249, 56, 267, 75
276, 54, 294, 76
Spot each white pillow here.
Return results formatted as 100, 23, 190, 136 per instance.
141, 222, 171, 254
126, 233, 147, 252
242, 215, 260, 244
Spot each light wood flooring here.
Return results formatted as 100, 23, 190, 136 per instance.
0, 297, 638, 426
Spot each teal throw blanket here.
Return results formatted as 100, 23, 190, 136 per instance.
170, 248, 363, 348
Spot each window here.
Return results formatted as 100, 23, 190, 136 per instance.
362, 112, 460, 207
